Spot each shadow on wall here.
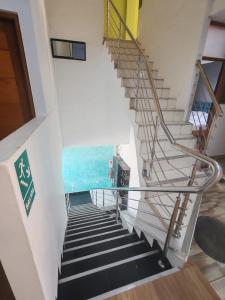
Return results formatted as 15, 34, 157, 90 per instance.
62, 146, 114, 193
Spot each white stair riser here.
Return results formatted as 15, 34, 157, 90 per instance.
138, 124, 193, 139
111, 54, 146, 62
115, 61, 152, 70
149, 166, 194, 182
125, 87, 170, 98
142, 156, 196, 172
140, 138, 196, 156
106, 40, 138, 49
117, 69, 158, 79
122, 78, 164, 89
135, 110, 184, 123
130, 98, 176, 110
109, 47, 143, 55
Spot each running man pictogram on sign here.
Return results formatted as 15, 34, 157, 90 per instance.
14, 150, 36, 216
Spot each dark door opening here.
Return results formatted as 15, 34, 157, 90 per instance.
0, 10, 35, 141
0, 261, 15, 300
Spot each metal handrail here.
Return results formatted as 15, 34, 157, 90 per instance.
101, 0, 223, 259
106, 0, 222, 192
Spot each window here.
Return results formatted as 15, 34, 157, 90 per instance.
50, 38, 86, 61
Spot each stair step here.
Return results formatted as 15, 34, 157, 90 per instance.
58, 251, 170, 300
115, 61, 152, 71
138, 122, 193, 139
122, 78, 164, 89
106, 39, 139, 49
130, 98, 176, 110
67, 216, 115, 230
111, 54, 147, 62
142, 154, 196, 173
69, 206, 102, 215
64, 229, 129, 250
63, 233, 138, 260
140, 135, 196, 157
109, 47, 143, 56
65, 224, 122, 241
68, 215, 110, 227
66, 220, 117, 234
68, 212, 107, 221
60, 242, 150, 278
125, 86, 170, 98
62, 241, 146, 266
117, 68, 159, 80
136, 109, 184, 123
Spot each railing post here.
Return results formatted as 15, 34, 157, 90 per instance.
106, 0, 110, 38
103, 190, 105, 208
163, 194, 181, 258
96, 190, 98, 207
116, 191, 119, 223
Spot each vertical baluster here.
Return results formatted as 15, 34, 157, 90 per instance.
96, 190, 98, 207
163, 193, 181, 258
116, 191, 119, 224
106, 0, 110, 38
103, 190, 105, 208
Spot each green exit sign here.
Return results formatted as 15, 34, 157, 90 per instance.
14, 150, 36, 216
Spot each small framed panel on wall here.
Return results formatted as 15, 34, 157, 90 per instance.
50, 38, 86, 61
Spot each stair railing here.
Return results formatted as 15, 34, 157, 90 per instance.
102, 0, 223, 259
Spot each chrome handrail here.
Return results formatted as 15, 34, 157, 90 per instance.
105, 0, 222, 192
103, 0, 223, 260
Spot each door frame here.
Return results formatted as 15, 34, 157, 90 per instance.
0, 10, 35, 120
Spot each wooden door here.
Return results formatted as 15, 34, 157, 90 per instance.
0, 11, 35, 141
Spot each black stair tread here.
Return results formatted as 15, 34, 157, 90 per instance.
65, 224, 122, 241
60, 243, 150, 278
67, 217, 115, 230
68, 211, 106, 219
63, 234, 140, 262
66, 220, 117, 235
58, 252, 170, 300
69, 207, 103, 214
67, 215, 111, 227
64, 229, 129, 249
105, 209, 116, 214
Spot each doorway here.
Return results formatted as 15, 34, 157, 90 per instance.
0, 262, 15, 300
0, 10, 35, 141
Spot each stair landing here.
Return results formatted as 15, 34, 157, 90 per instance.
106, 262, 219, 300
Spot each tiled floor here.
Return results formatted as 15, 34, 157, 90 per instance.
190, 156, 225, 300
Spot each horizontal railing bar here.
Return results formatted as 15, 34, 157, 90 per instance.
107, 0, 223, 192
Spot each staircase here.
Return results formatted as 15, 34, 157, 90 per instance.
58, 203, 172, 300
58, 1, 223, 299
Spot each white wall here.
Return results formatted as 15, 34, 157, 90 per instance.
211, 0, 225, 19
0, 0, 67, 299
118, 126, 141, 218
204, 25, 225, 58
45, 0, 131, 147
138, 0, 212, 114
0, 114, 67, 300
